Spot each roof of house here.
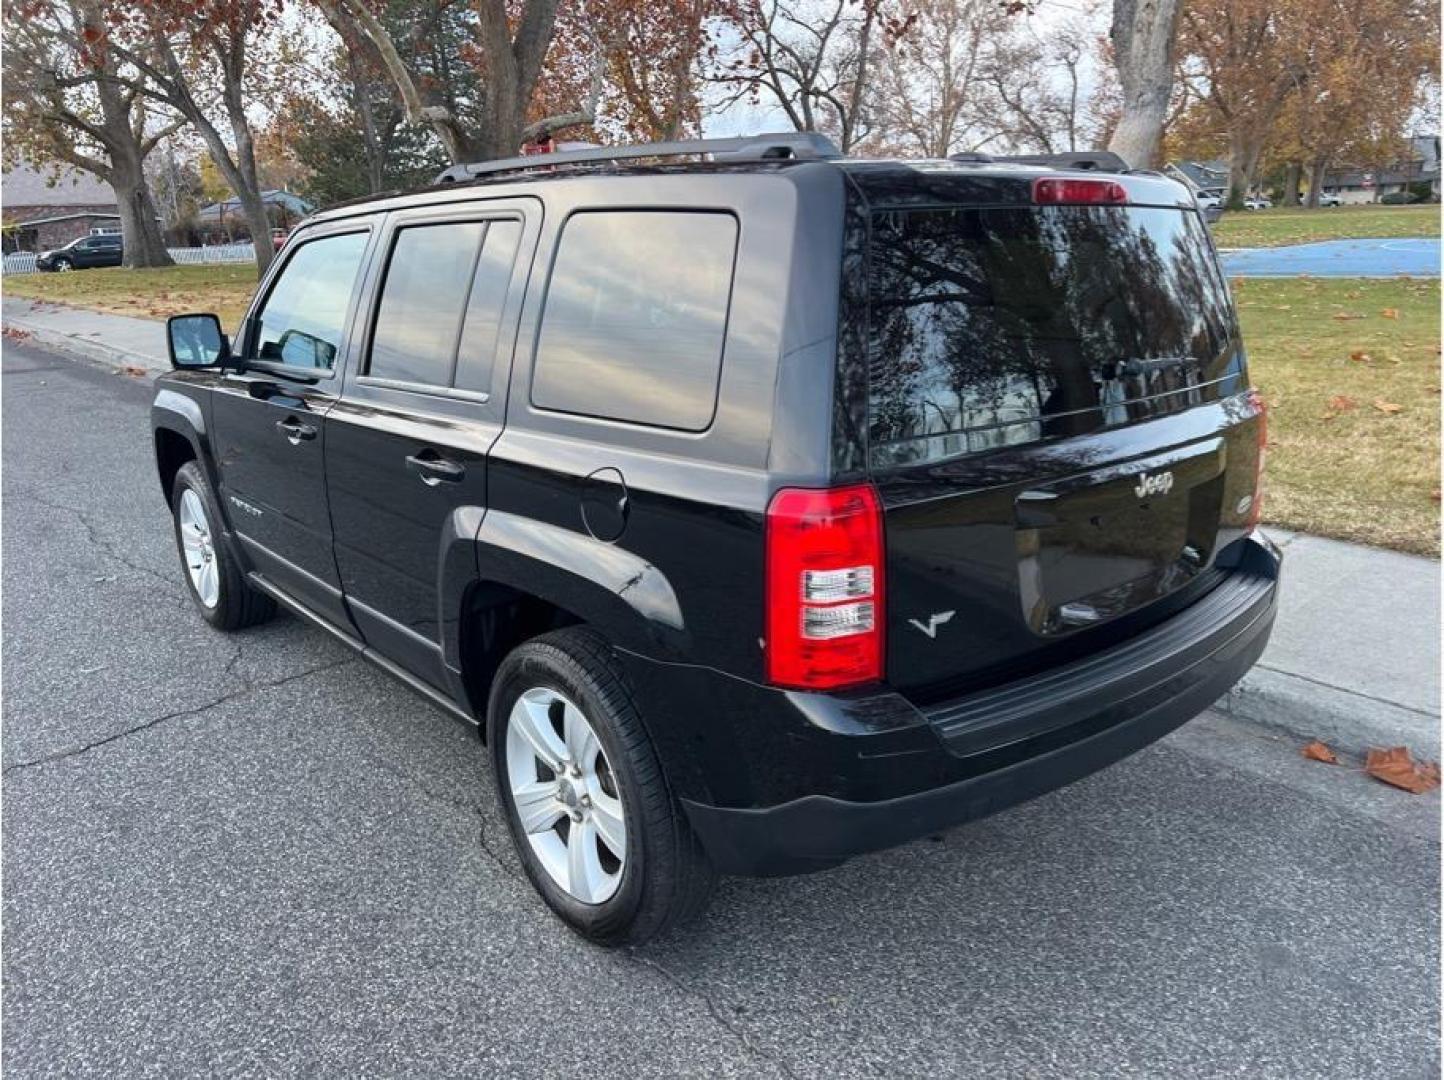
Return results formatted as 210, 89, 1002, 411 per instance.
3, 210, 122, 228
196, 189, 314, 221
1170, 160, 1228, 189
2, 162, 116, 208
1325, 165, 1440, 188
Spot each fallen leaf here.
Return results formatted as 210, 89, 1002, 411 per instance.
1380, 308, 1399, 319
1432, 489, 1441, 503
1372, 400, 1403, 414
1349, 350, 1372, 362
1333, 312, 1366, 321
1364, 747, 1441, 794
1327, 395, 1356, 412
1302, 740, 1338, 764
119, 364, 148, 378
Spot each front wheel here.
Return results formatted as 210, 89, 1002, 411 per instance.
170, 461, 275, 630
52, 259, 72, 272
488, 628, 715, 946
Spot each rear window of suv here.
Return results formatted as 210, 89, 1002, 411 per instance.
866, 205, 1243, 466
531, 211, 738, 431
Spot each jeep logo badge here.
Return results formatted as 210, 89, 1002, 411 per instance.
1133, 471, 1174, 498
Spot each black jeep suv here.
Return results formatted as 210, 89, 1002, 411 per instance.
152, 134, 1279, 945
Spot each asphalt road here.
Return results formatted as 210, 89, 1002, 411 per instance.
2, 340, 1439, 1079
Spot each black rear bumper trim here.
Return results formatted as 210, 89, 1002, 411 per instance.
681, 536, 1279, 877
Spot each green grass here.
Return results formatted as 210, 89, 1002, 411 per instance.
1213, 204, 1440, 248
1235, 276, 1440, 554
6, 263, 261, 332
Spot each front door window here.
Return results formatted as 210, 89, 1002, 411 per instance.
253, 232, 369, 371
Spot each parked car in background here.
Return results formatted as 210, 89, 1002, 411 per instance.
1243, 195, 1274, 210
1194, 191, 1222, 211
1317, 192, 1342, 207
35, 233, 123, 272
152, 134, 1278, 945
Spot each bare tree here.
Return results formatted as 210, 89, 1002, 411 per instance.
97, 0, 287, 271
315, 0, 607, 164
866, 0, 1006, 157
1107, 0, 1182, 167
715, 0, 891, 153
981, 18, 1092, 154
2, 0, 178, 266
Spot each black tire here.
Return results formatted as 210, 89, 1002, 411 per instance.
488, 627, 715, 946
52, 258, 72, 273
170, 461, 275, 631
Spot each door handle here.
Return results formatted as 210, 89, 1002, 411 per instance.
275, 417, 317, 443
406, 453, 465, 485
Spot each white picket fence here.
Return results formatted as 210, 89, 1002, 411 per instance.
2, 241, 256, 277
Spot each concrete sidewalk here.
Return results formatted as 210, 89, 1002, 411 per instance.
3, 297, 1439, 760
2, 297, 170, 373
1221, 530, 1440, 758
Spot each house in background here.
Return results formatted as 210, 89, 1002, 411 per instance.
1, 162, 121, 252
195, 190, 314, 243
1322, 135, 1440, 204
1167, 159, 1229, 199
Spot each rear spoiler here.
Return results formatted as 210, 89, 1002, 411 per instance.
948, 151, 1133, 173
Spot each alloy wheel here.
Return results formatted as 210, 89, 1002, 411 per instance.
505, 687, 627, 904
178, 487, 219, 608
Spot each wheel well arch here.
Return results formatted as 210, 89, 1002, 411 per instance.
457, 582, 584, 733
155, 426, 197, 501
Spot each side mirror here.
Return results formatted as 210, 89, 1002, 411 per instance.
167, 313, 230, 369
273, 328, 335, 370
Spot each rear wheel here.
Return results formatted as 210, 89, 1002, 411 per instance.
170, 461, 275, 630
488, 627, 715, 946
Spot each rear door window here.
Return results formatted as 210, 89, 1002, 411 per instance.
368, 219, 523, 392
531, 211, 738, 431
866, 206, 1241, 465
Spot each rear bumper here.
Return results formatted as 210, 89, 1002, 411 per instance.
668, 533, 1280, 877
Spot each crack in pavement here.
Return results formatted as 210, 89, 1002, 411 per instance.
15, 489, 180, 594
627, 951, 801, 1080
3, 657, 358, 775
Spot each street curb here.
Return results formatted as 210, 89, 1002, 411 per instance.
4, 315, 166, 376
1217, 667, 1440, 761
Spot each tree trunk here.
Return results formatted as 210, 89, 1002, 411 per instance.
111, 157, 174, 268
1306, 158, 1327, 208
1107, 0, 1183, 169
1226, 130, 1250, 208
1281, 161, 1301, 206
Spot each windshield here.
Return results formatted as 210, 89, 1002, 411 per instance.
866, 205, 1244, 466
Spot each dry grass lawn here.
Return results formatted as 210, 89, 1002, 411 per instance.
1235, 276, 1440, 555
6, 263, 260, 332
1213, 204, 1440, 248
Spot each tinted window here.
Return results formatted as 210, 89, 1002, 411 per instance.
866, 206, 1241, 465
255, 231, 369, 370
368, 220, 522, 392
454, 221, 521, 394
532, 211, 737, 431
370, 223, 486, 386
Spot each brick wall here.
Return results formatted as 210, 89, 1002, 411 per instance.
7, 205, 120, 251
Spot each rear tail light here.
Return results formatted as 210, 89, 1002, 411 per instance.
765, 485, 885, 690
1245, 388, 1267, 532
1032, 177, 1129, 205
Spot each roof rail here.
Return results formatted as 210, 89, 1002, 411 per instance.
436, 131, 841, 184
954, 150, 1131, 173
